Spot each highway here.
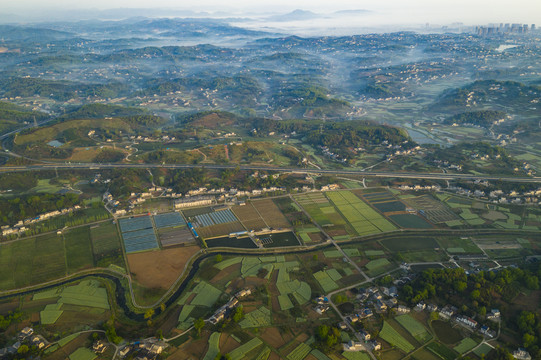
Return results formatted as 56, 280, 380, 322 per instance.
0, 161, 540, 183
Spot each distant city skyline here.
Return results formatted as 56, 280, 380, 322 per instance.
2, 0, 541, 26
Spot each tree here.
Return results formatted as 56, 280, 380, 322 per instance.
215, 254, 223, 263
144, 308, 155, 319
312, 254, 318, 261
17, 345, 29, 354
233, 306, 244, 323
194, 318, 205, 337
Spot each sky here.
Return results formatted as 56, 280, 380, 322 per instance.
3, 0, 541, 26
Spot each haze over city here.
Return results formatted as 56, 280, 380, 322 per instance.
2, 0, 541, 30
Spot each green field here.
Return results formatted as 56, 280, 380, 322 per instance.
69, 347, 97, 360
473, 343, 493, 357
365, 258, 391, 271
278, 294, 294, 310
436, 237, 482, 254
203, 332, 221, 360
191, 281, 222, 307
228, 338, 263, 360
287, 343, 312, 360
395, 315, 431, 343
64, 226, 94, 273
342, 352, 371, 360
427, 342, 457, 360
313, 271, 339, 292
90, 222, 121, 258
388, 214, 433, 229
327, 191, 397, 235
379, 321, 415, 353
239, 307, 272, 328
0, 233, 66, 290
381, 237, 439, 252
453, 338, 477, 354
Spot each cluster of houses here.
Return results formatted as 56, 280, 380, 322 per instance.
433, 159, 463, 171
318, 146, 348, 163
127, 135, 176, 143
313, 296, 330, 315
118, 338, 168, 360
208, 288, 252, 325
0, 327, 49, 357
1, 205, 82, 237
415, 302, 499, 338
447, 185, 541, 205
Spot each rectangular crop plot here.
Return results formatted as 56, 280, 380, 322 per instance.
229, 338, 263, 360
381, 237, 439, 252
240, 307, 271, 328
379, 321, 415, 353
64, 227, 94, 273
395, 315, 431, 343
191, 281, 222, 307
287, 343, 312, 360
232, 203, 268, 231
453, 338, 477, 354
389, 214, 433, 229
252, 199, 290, 229
158, 227, 195, 247
153, 212, 186, 228
313, 271, 339, 292
402, 194, 460, 224
427, 342, 457, 360
90, 222, 121, 255
119, 216, 153, 232
326, 191, 396, 235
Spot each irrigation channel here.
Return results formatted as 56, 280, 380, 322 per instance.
0, 228, 539, 322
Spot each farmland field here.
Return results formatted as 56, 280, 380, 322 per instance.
388, 214, 433, 229
313, 271, 339, 292
90, 222, 122, 255
206, 236, 257, 248
432, 321, 463, 344
327, 191, 396, 235
64, 226, 94, 273
69, 347, 97, 360
239, 307, 272, 328
0, 233, 66, 291
158, 227, 195, 247
127, 245, 200, 289
252, 199, 291, 228
260, 232, 300, 248
401, 194, 460, 224
295, 192, 347, 228
203, 332, 221, 360
395, 315, 431, 343
228, 338, 263, 360
381, 237, 439, 252
379, 321, 415, 353
473, 343, 493, 357
232, 202, 268, 231
427, 342, 457, 360
453, 338, 477, 354
195, 221, 246, 239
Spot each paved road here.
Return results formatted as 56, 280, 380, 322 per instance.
1, 162, 540, 183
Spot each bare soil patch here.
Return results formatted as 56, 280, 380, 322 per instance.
127, 245, 200, 289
